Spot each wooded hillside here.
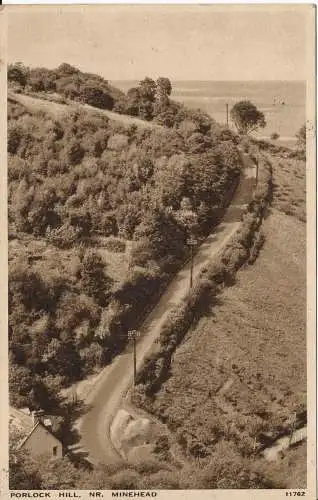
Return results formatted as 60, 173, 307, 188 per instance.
8, 66, 242, 414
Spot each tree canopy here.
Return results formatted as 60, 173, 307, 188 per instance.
230, 100, 266, 135
296, 124, 306, 150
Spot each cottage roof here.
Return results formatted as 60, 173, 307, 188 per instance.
17, 421, 61, 451
17, 421, 43, 449
9, 406, 34, 435
9, 406, 61, 450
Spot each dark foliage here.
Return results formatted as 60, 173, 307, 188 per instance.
8, 65, 242, 434
230, 100, 266, 135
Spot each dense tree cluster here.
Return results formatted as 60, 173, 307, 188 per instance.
8, 62, 123, 110
8, 69, 241, 424
115, 76, 220, 131
8, 63, 237, 133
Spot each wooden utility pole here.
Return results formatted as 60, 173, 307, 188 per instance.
133, 335, 136, 385
187, 237, 197, 289
190, 245, 193, 288
128, 329, 140, 386
226, 103, 229, 127
253, 436, 257, 454
289, 412, 297, 446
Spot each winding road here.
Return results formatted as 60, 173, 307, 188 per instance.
72, 160, 256, 466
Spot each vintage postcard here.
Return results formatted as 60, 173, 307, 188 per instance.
1, 3, 316, 499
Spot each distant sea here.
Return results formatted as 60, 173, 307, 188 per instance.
112, 80, 306, 146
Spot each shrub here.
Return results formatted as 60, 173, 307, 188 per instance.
102, 236, 126, 253
46, 223, 80, 249
8, 124, 23, 154
249, 229, 265, 264
270, 132, 280, 140
79, 342, 104, 371
80, 85, 114, 110
107, 133, 129, 151
79, 250, 113, 306
296, 124, 306, 150
8, 63, 28, 87
110, 470, 141, 490
141, 470, 180, 489
60, 140, 85, 166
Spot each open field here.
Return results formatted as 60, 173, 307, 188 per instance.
152, 208, 306, 481
270, 155, 306, 221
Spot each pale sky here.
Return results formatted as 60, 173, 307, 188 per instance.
7, 5, 311, 81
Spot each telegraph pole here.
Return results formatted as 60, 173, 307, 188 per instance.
190, 244, 193, 288
187, 237, 197, 289
128, 329, 140, 386
289, 412, 297, 446
252, 436, 257, 454
226, 103, 229, 127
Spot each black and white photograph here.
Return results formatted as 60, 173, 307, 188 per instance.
3, 3, 316, 496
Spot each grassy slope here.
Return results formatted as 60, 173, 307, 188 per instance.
150, 151, 306, 487
8, 91, 163, 130
263, 441, 307, 489
270, 154, 306, 222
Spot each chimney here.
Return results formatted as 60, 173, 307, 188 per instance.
32, 411, 39, 427
43, 418, 52, 431
32, 409, 45, 427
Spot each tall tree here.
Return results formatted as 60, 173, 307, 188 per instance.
79, 250, 113, 306
230, 100, 266, 135
296, 124, 306, 150
139, 77, 157, 101
154, 77, 172, 116
8, 62, 29, 87
156, 77, 172, 99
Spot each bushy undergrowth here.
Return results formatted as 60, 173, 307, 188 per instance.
102, 236, 126, 253
10, 445, 280, 490
248, 229, 265, 264
8, 62, 123, 111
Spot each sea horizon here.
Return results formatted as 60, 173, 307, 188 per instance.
111, 79, 305, 83
111, 79, 305, 144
